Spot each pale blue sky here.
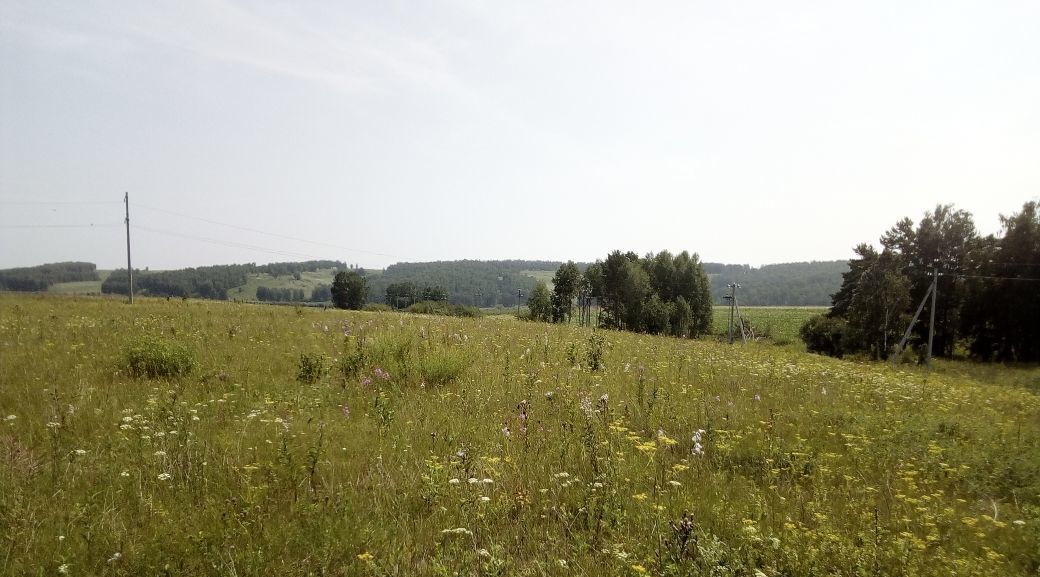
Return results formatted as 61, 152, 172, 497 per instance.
2, 1, 1038, 270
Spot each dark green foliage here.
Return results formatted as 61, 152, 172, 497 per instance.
818, 201, 1040, 362
527, 280, 552, 322
256, 286, 305, 302
103, 265, 252, 299
847, 255, 910, 359
123, 336, 197, 378
881, 205, 978, 357
296, 352, 329, 384
589, 250, 712, 337
366, 260, 566, 307
708, 261, 849, 306
101, 261, 347, 300
310, 284, 332, 302
332, 271, 367, 310
829, 245, 877, 319
404, 301, 481, 318
799, 315, 852, 358
550, 261, 581, 322
585, 333, 606, 371
961, 201, 1040, 361
0, 261, 98, 291
421, 286, 448, 302
385, 282, 418, 309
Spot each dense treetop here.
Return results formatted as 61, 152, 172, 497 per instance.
804, 201, 1040, 362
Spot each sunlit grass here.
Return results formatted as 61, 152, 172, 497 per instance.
1, 294, 1037, 576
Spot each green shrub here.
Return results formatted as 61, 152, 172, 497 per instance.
297, 352, 329, 384
123, 335, 197, 378
405, 300, 482, 318
799, 315, 853, 358
420, 349, 472, 386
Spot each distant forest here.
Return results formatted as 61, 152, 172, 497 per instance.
367, 260, 563, 308
1, 258, 848, 306
705, 261, 848, 306
100, 260, 351, 300
0, 262, 98, 291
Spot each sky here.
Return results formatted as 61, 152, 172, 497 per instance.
2, 1, 1038, 271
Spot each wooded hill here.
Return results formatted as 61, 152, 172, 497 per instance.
2, 259, 847, 306
705, 261, 848, 306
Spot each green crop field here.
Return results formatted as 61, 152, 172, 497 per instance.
1, 293, 1038, 576
712, 306, 826, 345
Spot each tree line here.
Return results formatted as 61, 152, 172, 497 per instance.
366, 260, 561, 308
707, 261, 847, 306
527, 250, 713, 338
100, 261, 361, 300
801, 201, 1040, 362
0, 262, 98, 291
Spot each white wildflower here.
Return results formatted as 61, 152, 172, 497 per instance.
157, 472, 172, 481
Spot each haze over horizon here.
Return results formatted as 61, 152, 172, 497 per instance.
2, 1, 1038, 271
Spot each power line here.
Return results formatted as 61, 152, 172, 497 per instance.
0, 223, 122, 229
0, 200, 120, 205
132, 224, 329, 261
133, 202, 396, 259
953, 273, 1040, 282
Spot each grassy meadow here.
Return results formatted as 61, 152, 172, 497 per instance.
1, 294, 1038, 576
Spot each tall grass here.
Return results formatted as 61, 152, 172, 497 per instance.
0, 294, 1037, 576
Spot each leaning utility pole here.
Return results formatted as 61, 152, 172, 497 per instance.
892, 262, 939, 365
124, 192, 133, 304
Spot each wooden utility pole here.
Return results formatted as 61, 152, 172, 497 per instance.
724, 283, 740, 344
927, 264, 938, 366
124, 192, 133, 304
516, 289, 524, 319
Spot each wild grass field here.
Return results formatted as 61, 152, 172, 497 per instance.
1, 294, 1038, 576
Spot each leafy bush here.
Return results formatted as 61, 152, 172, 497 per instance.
405, 300, 481, 318
123, 336, 197, 378
799, 315, 853, 358
297, 352, 329, 383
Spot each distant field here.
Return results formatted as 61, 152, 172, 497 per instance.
519, 269, 556, 289
48, 270, 111, 294
712, 306, 825, 344
228, 268, 337, 301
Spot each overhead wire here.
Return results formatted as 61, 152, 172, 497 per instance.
131, 224, 329, 261
0, 223, 122, 229
133, 202, 396, 259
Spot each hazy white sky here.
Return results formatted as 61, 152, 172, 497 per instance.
2, 1, 1038, 270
